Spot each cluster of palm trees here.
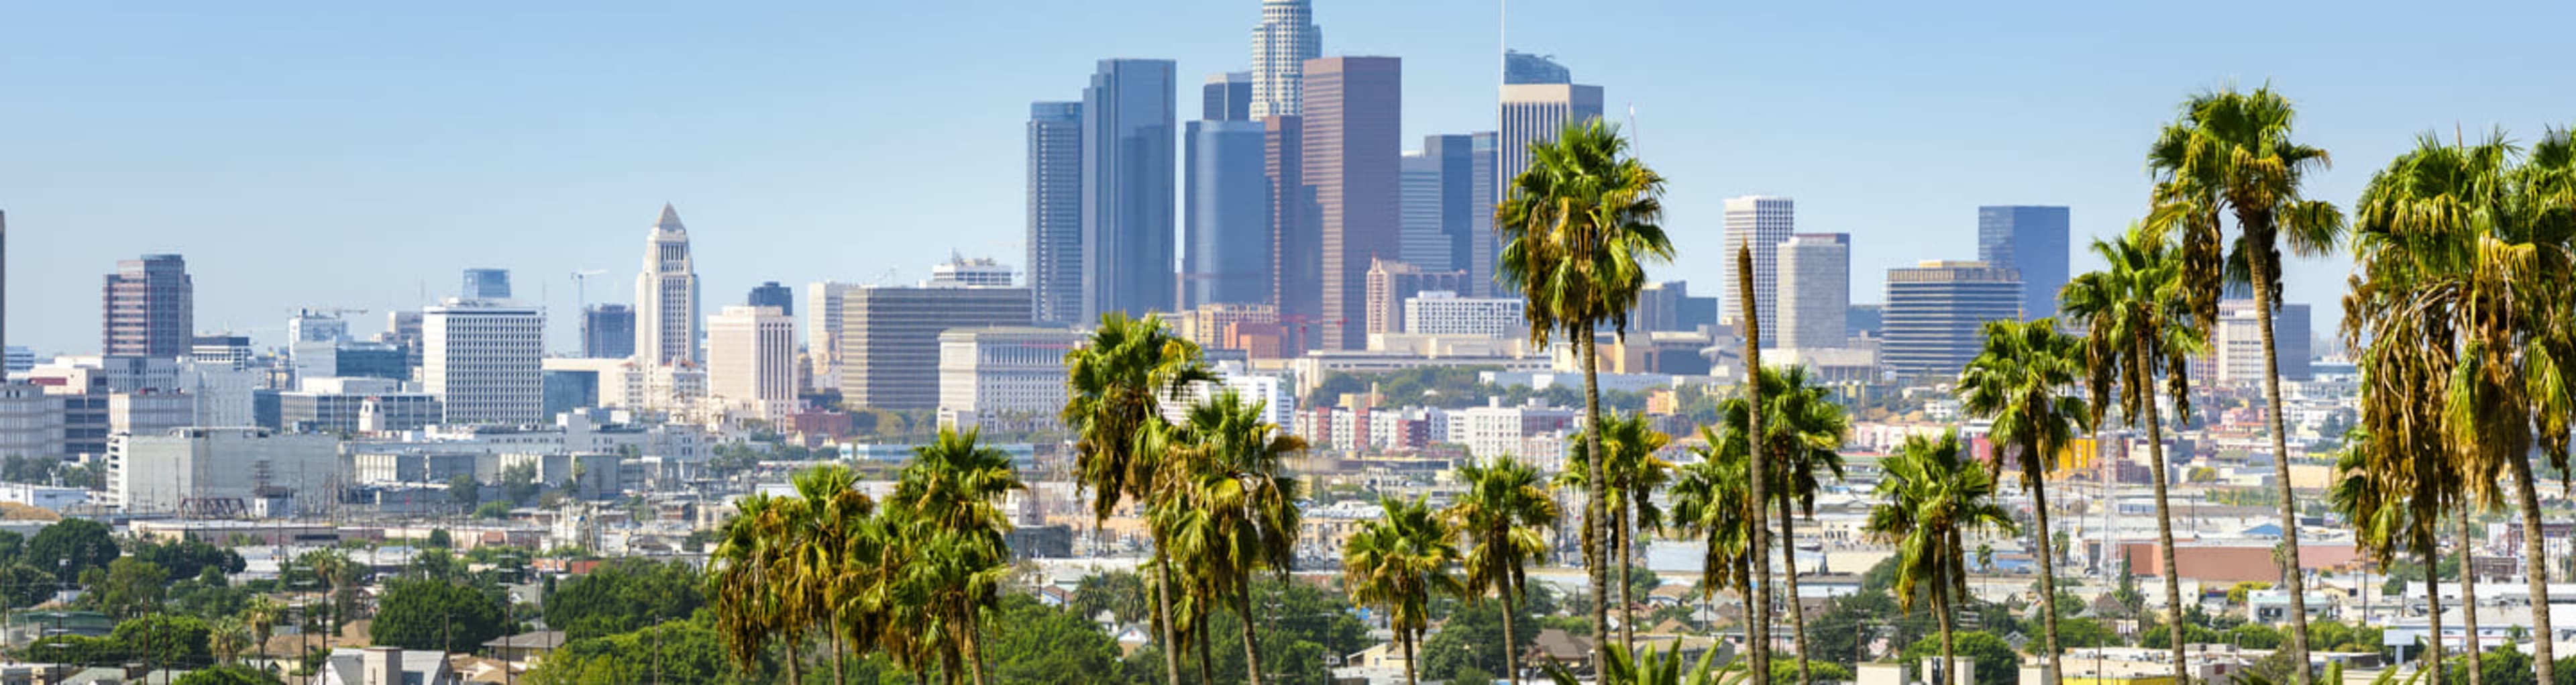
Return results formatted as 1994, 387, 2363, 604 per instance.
707, 429, 1024, 684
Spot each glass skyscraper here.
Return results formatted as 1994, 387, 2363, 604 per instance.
1183, 118, 1269, 307
1977, 205, 2070, 320
1026, 102, 1084, 325
1503, 50, 1572, 85
1081, 59, 1178, 320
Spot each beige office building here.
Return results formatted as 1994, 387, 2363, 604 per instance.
708, 306, 797, 418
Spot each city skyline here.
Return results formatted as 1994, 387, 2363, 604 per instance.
5, 2, 2573, 354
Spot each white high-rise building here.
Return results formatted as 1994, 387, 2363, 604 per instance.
423, 299, 545, 423
1721, 196, 1795, 339
1248, 0, 1322, 119
707, 305, 797, 417
1499, 83, 1605, 202
806, 281, 859, 391
1777, 233, 1850, 350
928, 256, 1016, 288
635, 203, 702, 366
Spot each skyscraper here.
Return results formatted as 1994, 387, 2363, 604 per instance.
1777, 233, 1850, 350
635, 203, 702, 365
1499, 83, 1604, 205
1266, 114, 1320, 348
1882, 261, 2021, 377
581, 305, 636, 359
1721, 197, 1795, 340
747, 281, 794, 316
1416, 134, 1491, 287
707, 305, 797, 415
1364, 258, 1466, 336
1184, 118, 1272, 308
1203, 72, 1252, 121
462, 268, 512, 301
840, 274, 1033, 411
1399, 152, 1448, 271
102, 254, 193, 358
1248, 0, 1322, 119
1503, 50, 1572, 85
1026, 102, 1085, 325
1081, 59, 1179, 320
1301, 56, 1402, 351
424, 299, 545, 423
1977, 205, 2070, 320
806, 282, 860, 391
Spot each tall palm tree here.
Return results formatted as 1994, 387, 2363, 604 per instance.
1450, 456, 1562, 683
887, 428, 1026, 684
1733, 242, 1776, 685
1866, 430, 2017, 685
2059, 225, 2205, 684
241, 596, 283, 666
2350, 129, 2576, 682
710, 492, 800, 682
1063, 311, 1216, 685
1562, 411, 1672, 653
1162, 390, 1307, 685
1670, 427, 1759, 666
2149, 87, 2348, 682
1957, 318, 2090, 684
1720, 365, 1849, 685
786, 464, 877, 685
2328, 430, 2453, 685
1496, 117, 1674, 662
1343, 496, 1464, 685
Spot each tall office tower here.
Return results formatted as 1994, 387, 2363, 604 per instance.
1081, 59, 1179, 320
806, 282, 859, 391
1777, 233, 1851, 350
423, 299, 545, 423
1399, 152, 1448, 271
1248, 0, 1322, 119
1265, 114, 1320, 346
1720, 197, 1796, 339
635, 203, 702, 365
1631, 280, 1714, 334
1363, 258, 1466, 336
581, 305, 637, 359
1882, 261, 2021, 377
747, 281, 794, 315
1498, 83, 1604, 203
1302, 56, 1402, 351
462, 268, 512, 301
2209, 300, 2313, 384
1026, 102, 1085, 325
1503, 50, 1572, 85
1977, 205, 2070, 320
102, 254, 193, 358
1411, 135, 1489, 287
1203, 72, 1252, 121
839, 270, 1033, 410
1185, 118, 1272, 308
1464, 134, 1500, 295
707, 305, 797, 413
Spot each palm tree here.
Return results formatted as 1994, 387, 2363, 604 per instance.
241, 596, 283, 666
1670, 427, 1759, 662
1734, 242, 1776, 685
209, 615, 252, 666
710, 492, 799, 682
1957, 317, 2090, 684
886, 428, 1026, 684
785, 464, 877, 684
1162, 390, 1306, 685
1450, 456, 1562, 683
2149, 87, 2348, 682
2349, 129, 2576, 682
1496, 117, 1674, 662
1865, 430, 2017, 685
2059, 225, 2205, 684
2328, 430, 2453, 685
1562, 411, 1672, 653
1719, 365, 1849, 685
1342, 496, 1464, 685
1063, 311, 1215, 685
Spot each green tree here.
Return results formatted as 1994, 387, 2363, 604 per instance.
1343, 496, 1464, 685
1159, 391, 1304, 685
111, 614, 215, 670
709, 491, 806, 684
1900, 631, 2021, 685
543, 558, 706, 641
2330, 429, 2457, 685
0, 562, 56, 609
2061, 223, 2204, 684
1718, 364, 1851, 685
447, 473, 482, 509
1069, 572, 1151, 625
473, 501, 512, 519
1562, 411, 1670, 653
1670, 426, 1760, 657
883, 428, 1026, 685
1957, 317, 2090, 683
370, 578, 507, 653
1496, 117, 1674, 667
1868, 431, 2017, 685
85, 557, 168, 619
523, 617, 747, 685
978, 593, 1128, 685
28, 518, 118, 581
1448, 456, 1560, 684
501, 462, 543, 505
172, 664, 284, 685
2149, 87, 2349, 684
132, 539, 246, 580
1417, 598, 1539, 683
1063, 311, 1214, 685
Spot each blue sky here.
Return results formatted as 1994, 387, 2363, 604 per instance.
3, 1, 2572, 354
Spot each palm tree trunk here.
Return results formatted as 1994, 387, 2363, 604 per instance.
966, 612, 990, 685
1779, 498, 1813, 685
1197, 616, 1216, 685
1403, 628, 1420, 685
1617, 496, 1636, 653
1936, 587, 1958, 685
2456, 514, 2481, 685
2246, 243, 2312, 685
1238, 589, 1267, 685
2135, 337, 2189, 685
1737, 241, 1772, 685
1580, 323, 1613, 670
1738, 558, 1758, 669
1501, 590, 1520, 685
1155, 549, 1185, 685
2028, 460, 2065, 685
2426, 537, 2447, 685
784, 632, 803, 685
831, 627, 847, 685
2506, 454, 2554, 685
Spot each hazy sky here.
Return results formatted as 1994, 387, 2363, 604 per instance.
4, 1, 2572, 354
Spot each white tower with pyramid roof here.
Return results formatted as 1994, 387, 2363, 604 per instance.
635, 203, 702, 366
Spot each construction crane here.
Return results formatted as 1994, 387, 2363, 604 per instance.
570, 270, 608, 311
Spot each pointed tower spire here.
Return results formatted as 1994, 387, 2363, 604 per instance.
655, 203, 686, 233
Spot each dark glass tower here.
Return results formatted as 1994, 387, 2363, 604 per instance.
1184, 119, 1271, 307
102, 254, 193, 358
747, 281, 794, 315
1081, 59, 1179, 320
1026, 101, 1085, 325
1976, 205, 2071, 319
